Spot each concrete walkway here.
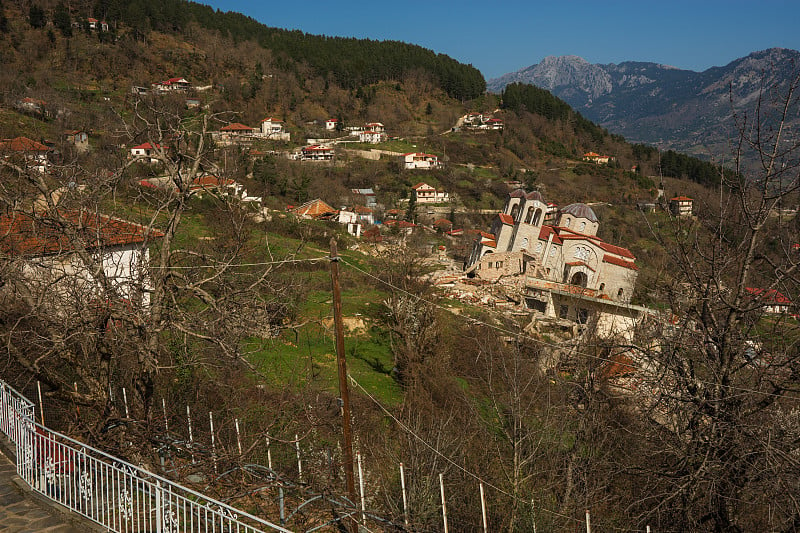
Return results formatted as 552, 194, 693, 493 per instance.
0, 449, 86, 532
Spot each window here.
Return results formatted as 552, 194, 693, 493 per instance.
550, 246, 557, 257
510, 204, 520, 220
564, 217, 571, 227
617, 288, 624, 298
579, 221, 586, 232
599, 283, 605, 291
559, 305, 569, 319
535, 241, 543, 253
521, 237, 529, 249
577, 308, 589, 324
573, 246, 590, 261
525, 206, 535, 224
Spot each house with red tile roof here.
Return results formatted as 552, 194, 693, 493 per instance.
358, 130, 385, 144
152, 77, 191, 93
129, 142, 163, 164
744, 287, 793, 314
0, 210, 163, 307
411, 182, 449, 203
0, 136, 51, 172
400, 152, 440, 170
669, 196, 693, 217
583, 152, 614, 165
300, 145, 333, 161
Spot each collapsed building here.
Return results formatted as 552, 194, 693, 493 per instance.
465, 189, 650, 340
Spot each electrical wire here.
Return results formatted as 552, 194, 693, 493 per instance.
149, 256, 330, 269
339, 258, 800, 405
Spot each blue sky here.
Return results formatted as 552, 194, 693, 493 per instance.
201, 1, 800, 79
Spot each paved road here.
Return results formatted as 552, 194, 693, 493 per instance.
0, 450, 86, 532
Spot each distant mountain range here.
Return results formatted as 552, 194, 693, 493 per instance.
488, 48, 800, 159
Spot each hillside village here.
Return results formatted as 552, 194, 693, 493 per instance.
0, 2, 798, 532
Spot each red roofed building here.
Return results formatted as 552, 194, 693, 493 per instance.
130, 142, 163, 163
0, 210, 163, 307
411, 182, 449, 203
400, 152, 441, 170
744, 287, 793, 314
467, 189, 639, 309
301, 145, 333, 161
152, 77, 190, 93
669, 196, 693, 217
0, 137, 51, 172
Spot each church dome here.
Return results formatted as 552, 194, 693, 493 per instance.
509, 189, 527, 198
560, 203, 598, 222
525, 191, 545, 202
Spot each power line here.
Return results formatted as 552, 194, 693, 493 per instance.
339, 258, 800, 404
149, 256, 330, 270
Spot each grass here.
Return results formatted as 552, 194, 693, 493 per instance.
247, 321, 402, 406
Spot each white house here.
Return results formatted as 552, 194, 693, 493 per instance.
152, 77, 191, 93
130, 142, 163, 164
365, 122, 385, 133
411, 182, 449, 203
400, 152, 440, 170
0, 210, 163, 308
358, 130, 385, 144
301, 145, 334, 161
669, 196, 694, 217
258, 117, 290, 141
325, 119, 339, 131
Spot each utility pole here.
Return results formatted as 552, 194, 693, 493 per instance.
329, 239, 357, 531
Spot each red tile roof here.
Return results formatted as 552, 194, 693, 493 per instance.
565, 260, 595, 272
0, 211, 163, 257
745, 287, 791, 305
498, 213, 514, 225
538, 225, 562, 245
602, 254, 638, 270
190, 175, 236, 190
597, 241, 635, 259
131, 142, 162, 150
291, 199, 336, 218
412, 182, 434, 190
220, 123, 253, 131
0, 137, 49, 152
671, 196, 693, 202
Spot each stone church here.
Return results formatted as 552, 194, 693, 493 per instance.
465, 189, 639, 316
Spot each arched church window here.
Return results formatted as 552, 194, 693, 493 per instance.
617, 288, 624, 298
579, 221, 586, 232
525, 206, 535, 224
532, 208, 543, 226
535, 241, 543, 254
521, 238, 529, 249
564, 217, 571, 227
510, 204, 520, 220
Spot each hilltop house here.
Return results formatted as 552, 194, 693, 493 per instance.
0, 210, 163, 308
669, 196, 693, 217
260, 117, 290, 140
130, 142, 163, 164
744, 287, 793, 315
350, 188, 377, 208
465, 189, 644, 337
463, 113, 504, 131
211, 123, 255, 145
0, 137, 51, 173
325, 119, 339, 131
400, 152, 441, 170
301, 145, 334, 161
152, 77, 191, 93
583, 152, 613, 165
411, 182, 449, 203
358, 130, 385, 144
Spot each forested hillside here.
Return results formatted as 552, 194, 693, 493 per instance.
0, 2, 797, 532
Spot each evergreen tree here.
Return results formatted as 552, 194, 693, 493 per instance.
54, 2, 72, 37
29, 4, 46, 29
0, 0, 9, 33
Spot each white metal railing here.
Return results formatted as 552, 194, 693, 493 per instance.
0, 381, 292, 533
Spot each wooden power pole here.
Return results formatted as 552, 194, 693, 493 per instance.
329, 239, 357, 530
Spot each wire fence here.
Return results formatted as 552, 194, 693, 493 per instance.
0, 380, 292, 533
